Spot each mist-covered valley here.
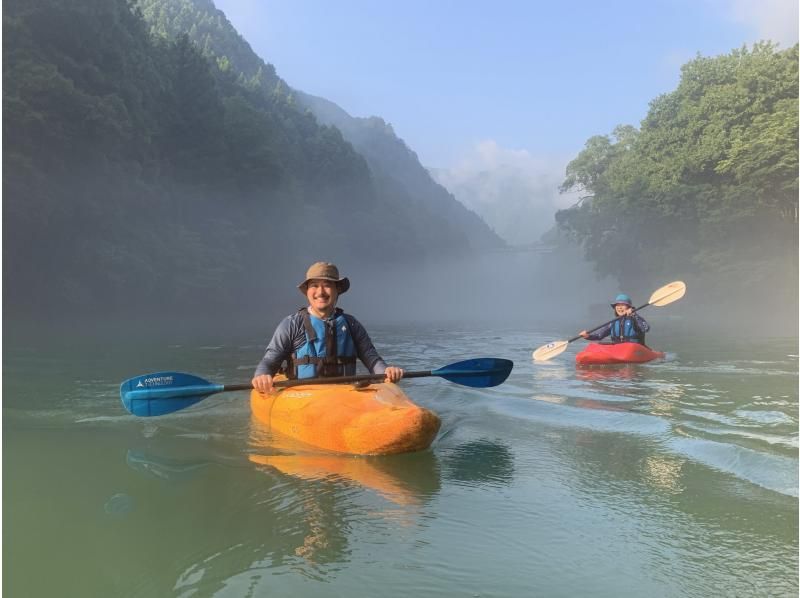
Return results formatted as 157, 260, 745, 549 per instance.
3, 0, 797, 340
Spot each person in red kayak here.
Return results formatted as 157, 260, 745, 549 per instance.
578, 293, 650, 344
252, 262, 404, 393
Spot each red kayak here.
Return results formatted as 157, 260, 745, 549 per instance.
576, 342, 665, 365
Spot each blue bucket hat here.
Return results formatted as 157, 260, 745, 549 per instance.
611, 293, 633, 308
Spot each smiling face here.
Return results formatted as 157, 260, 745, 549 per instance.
614, 303, 629, 316
306, 279, 338, 316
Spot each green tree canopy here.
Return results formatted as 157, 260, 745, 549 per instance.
556, 43, 798, 318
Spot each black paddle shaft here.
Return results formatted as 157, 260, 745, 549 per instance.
224, 370, 434, 392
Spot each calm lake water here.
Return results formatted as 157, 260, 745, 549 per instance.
3, 322, 798, 597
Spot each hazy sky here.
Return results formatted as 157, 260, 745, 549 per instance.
214, 0, 797, 171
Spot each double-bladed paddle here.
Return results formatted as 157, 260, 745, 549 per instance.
120, 357, 514, 417
532, 281, 687, 362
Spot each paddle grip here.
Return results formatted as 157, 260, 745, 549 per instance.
241, 370, 434, 390
402, 371, 433, 379
224, 383, 256, 392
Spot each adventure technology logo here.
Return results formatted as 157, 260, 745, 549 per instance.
136, 375, 175, 388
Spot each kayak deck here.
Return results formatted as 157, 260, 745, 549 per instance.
250, 381, 441, 455
576, 342, 665, 365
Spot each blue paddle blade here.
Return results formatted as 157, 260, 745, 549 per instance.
432, 358, 513, 388
119, 371, 223, 417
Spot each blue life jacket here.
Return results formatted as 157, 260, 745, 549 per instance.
611, 316, 645, 344
289, 308, 357, 379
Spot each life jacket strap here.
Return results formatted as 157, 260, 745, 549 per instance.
290, 355, 357, 366
298, 307, 317, 341
289, 354, 357, 377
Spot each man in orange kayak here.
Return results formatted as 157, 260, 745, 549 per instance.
578, 293, 651, 344
252, 262, 404, 393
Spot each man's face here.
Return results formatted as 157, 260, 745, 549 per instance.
306, 280, 338, 312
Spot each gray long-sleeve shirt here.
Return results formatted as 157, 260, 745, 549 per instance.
254, 310, 387, 377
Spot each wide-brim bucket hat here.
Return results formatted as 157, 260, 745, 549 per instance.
610, 293, 633, 308
298, 261, 350, 295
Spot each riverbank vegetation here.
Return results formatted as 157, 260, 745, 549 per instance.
556, 43, 798, 320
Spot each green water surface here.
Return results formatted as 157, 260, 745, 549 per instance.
3, 324, 797, 597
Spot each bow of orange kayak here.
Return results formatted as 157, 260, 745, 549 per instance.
250, 382, 441, 455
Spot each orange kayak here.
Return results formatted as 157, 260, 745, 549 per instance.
576, 342, 665, 365
250, 380, 440, 455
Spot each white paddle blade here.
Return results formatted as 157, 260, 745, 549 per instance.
532, 340, 569, 362
648, 281, 686, 307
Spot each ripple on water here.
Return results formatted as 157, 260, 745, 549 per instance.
732, 409, 796, 426
103, 493, 134, 517
668, 435, 799, 497
663, 363, 795, 377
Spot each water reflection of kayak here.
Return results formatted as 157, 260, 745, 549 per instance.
250, 379, 441, 455
249, 452, 441, 507
575, 364, 639, 381
576, 342, 665, 365
249, 417, 441, 506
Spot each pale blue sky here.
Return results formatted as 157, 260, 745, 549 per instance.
214, 0, 797, 171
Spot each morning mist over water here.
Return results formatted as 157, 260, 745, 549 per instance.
5, 0, 796, 343
6, 226, 791, 346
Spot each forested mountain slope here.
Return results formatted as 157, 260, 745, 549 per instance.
4, 0, 501, 320
135, 0, 503, 251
